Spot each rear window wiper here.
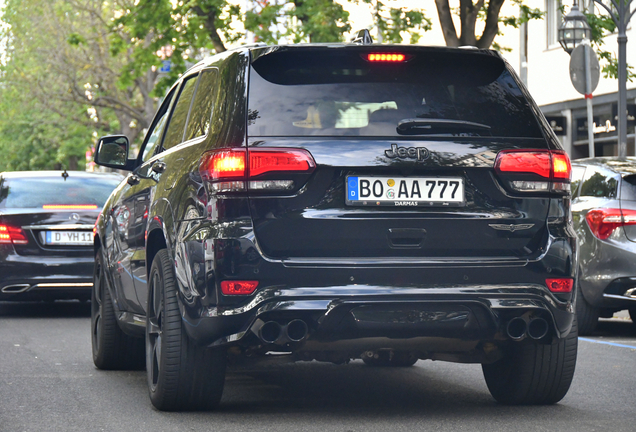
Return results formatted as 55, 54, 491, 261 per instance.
396, 118, 492, 136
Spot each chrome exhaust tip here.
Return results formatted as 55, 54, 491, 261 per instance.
506, 317, 527, 341
284, 319, 309, 342
1, 284, 31, 294
527, 318, 549, 340
259, 321, 282, 344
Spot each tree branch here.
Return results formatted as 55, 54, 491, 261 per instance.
434, 0, 460, 46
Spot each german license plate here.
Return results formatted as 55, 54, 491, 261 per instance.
45, 231, 93, 246
346, 176, 464, 207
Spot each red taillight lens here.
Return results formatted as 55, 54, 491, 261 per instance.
199, 149, 246, 181
366, 53, 406, 62
220, 280, 259, 295
494, 150, 571, 192
495, 150, 551, 178
199, 148, 316, 188
0, 225, 28, 245
546, 278, 574, 293
551, 152, 571, 179
585, 208, 636, 240
249, 149, 316, 177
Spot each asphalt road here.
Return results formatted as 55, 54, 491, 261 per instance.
1, 301, 635, 432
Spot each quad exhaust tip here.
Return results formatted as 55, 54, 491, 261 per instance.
257, 319, 309, 345
505, 317, 550, 341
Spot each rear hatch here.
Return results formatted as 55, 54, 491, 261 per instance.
0, 173, 121, 255
244, 46, 564, 260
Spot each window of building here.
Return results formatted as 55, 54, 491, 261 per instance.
546, 0, 563, 49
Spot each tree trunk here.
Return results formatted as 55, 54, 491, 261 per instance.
434, 0, 460, 46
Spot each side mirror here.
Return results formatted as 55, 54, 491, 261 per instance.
94, 135, 133, 170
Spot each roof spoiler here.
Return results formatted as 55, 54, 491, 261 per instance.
350, 29, 373, 45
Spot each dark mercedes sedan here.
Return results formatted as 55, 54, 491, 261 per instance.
92, 37, 578, 410
0, 170, 122, 301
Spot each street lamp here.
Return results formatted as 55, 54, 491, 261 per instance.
559, 1, 596, 157
590, 0, 635, 159
558, 2, 591, 54
562, 0, 635, 159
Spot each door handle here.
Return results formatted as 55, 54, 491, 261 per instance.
152, 161, 167, 173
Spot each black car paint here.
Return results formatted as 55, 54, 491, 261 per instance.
0, 172, 122, 301
94, 46, 576, 363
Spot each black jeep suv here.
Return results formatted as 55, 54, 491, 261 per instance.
92, 40, 578, 411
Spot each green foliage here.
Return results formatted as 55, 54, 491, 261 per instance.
500, 2, 545, 29
355, 0, 430, 44
245, 0, 351, 44
585, 12, 635, 82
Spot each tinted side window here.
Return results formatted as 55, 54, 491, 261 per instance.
621, 175, 636, 201
141, 88, 177, 162
571, 166, 586, 197
184, 69, 219, 141
579, 168, 619, 198
162, 75, 199, 150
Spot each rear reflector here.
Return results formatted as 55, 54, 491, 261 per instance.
42, 204, 98, 210
546, 278, 574, 293
0, 225, 28, 245
220, 280, 259, 295
586, 208, 636, 240
367, 53, 406, 62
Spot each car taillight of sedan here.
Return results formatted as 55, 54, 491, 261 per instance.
586, 208, 636, 240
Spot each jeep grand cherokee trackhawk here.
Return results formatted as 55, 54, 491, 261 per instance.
92, 37, 578, 411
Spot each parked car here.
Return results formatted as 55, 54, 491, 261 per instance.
0, 170, 123, 301
571, 157, 636, 335
92, 35, 578, 410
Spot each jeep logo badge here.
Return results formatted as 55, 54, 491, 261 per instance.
385, 144, 430, 162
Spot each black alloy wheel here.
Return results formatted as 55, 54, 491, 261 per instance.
482, 317, 578, 405
575, 280, 599, 336
146, 249, 226, 411
91, 248, 144, 370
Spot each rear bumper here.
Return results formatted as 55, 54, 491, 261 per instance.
0, 255, 93, 300
182, 284, 574, 361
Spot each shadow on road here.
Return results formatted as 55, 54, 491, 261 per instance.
0, 300, 91, 318
594, 317, 636, 338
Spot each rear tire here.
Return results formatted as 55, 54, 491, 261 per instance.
575, 282, 599, 336
91, 249, 145, 370
363, 351, 418, 367
629, 308, 636, 325
146, 249, 226, 411
482, 317, 578, 405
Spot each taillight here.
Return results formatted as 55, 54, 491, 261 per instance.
546, 278, 574, 293
494, 149, 571, 193
42, 204, 98, 210
220, 280, 259, 295
585, 208, 636, 240
199, 148, 315, 192
0, 225, 28, 245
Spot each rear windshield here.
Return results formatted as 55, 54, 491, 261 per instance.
248, 48, 543, 139
0, 176, 121, 209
